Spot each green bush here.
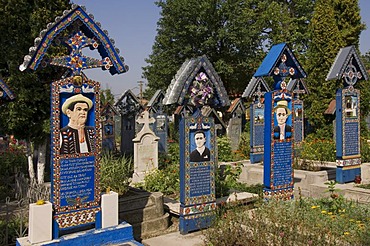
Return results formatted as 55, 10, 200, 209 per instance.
360, 137, 370, 162
204, 196, 370, 245
0, 145, 27, 201
217, 136, 234, 162
137, 142, 180, 196
100, 152, 133, 195
0, 214, 28, 245
141, 165, 180, 196
236, 131, 250, 160
294, 136, 335, 171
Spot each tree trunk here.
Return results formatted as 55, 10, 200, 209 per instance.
37, 141, 46, 184
26, 141, 36, 184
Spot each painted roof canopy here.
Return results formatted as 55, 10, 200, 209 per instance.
326, 45, 368, 86
163, 55, 230, 108
147, 90, 165, 114
19, 4, 128, 76
242, 76, 270, 99
287, 78, 309, 94
254, 43, 306, 90
114, 89, 143, 116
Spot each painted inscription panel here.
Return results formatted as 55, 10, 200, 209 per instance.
51, 77, 101, 229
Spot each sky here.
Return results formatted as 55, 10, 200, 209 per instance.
71, 0, 370, 100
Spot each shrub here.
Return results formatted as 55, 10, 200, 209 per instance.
0, 214, 28, 245
361, 137, 370, 162
204, 196, 370, 245
0, 145, 27, 201
217, 136, 234, 162
137, 142, 180, 197
100, 152, 133, 195
236, 131, 250, 160
294, 136, 335, 171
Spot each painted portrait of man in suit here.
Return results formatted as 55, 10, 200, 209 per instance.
273, 99, 292, 140
189, 130, 210, 162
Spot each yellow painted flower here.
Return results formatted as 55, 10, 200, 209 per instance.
36, 199, 45, 205
356, 221, 362, 224
344, 232, 350, 235
331, 215, 336, 219
321, 210, 327, 214
349, 219, 355, 222
311, 205, 318, 209
328, 212, 333, 215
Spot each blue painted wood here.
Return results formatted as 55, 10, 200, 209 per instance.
153, 113, 168, 153
179, 115, 216, 234
336, 89, 344, 158
250, 103, 265, 163
335, 88, 361, 183
254, 43, 306, 79
336, 166, 361, 184
263, 91, 294, 200
18, 222, 142, 246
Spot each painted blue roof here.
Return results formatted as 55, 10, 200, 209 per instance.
254, 43, 306, 79
254, 43, 286, 77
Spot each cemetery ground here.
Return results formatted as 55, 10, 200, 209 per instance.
3, 134, 370, 245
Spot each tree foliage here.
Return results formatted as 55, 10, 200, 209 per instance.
304, 0, 366, 138
0, 0, 71, 144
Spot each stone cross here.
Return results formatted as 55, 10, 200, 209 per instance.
136, 111, 155, 134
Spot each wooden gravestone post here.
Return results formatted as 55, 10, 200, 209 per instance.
254, 43, 306, 200
17, 5, 140, 245
326, 46, 369, 183
114, 90, 143, 156
147, 89, 168, 153
287, 79, 309, 148
225, 98, 246, 151
163, 55, 230, 234
242, 77, 270, 163
101, 103, 119, 152
0, 78, 16, 152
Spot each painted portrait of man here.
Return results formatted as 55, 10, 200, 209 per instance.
189, 130, 210, 162
60, 94, 95, 154
273, 99, 292, 140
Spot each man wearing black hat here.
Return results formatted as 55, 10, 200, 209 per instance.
60, 94, 95, 154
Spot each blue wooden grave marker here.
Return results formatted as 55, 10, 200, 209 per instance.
19, 4, 142, 245
163, 55, 229, 234
179, 114, 216, 234
287, 79, 309, 146
0, 78, 16, 105
242, 77, 270, 163
226, 98, 246, 151
147, 89, 168, 153
326, 45, 369, 183
101, 102, 119, 152
254, 43, 306, 200
0, 78, 16, 152
115, 89, 144, 156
